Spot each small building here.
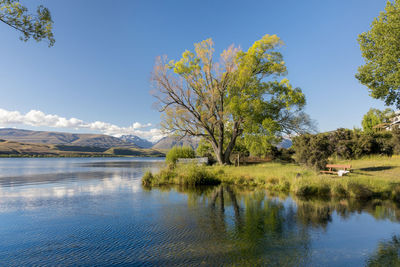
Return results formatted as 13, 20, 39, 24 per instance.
373, 111, 400, 131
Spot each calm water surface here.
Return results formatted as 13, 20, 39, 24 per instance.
0, 158, 400, 266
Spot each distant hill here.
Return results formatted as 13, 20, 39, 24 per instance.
105, 147, 164, 157
152, 136, 200, 150
0, 128, 138, 149
0, 139, 104, 157
0, 139, 164, 157
118, 135, 153, 148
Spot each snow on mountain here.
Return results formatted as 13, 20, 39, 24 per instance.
118, 135, 154, 149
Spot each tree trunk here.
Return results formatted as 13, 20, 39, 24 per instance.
209, 136, 238, 165
210, 140, 225, 165
208, 122, 241, 165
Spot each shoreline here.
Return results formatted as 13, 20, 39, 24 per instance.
142, 155, 400, 201
0, 154, 166, 158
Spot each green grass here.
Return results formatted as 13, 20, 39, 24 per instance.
143, 164, 220, 186
143, 155, 400, 200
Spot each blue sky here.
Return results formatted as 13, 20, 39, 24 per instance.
0, 0, 390, 141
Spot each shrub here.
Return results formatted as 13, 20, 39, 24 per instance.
292, 129, 394, 170
392, 129, 400, 154
331, 183, 348, 198
196, 139, 216, 164
166, 146, 195, 164
329, 128, 355, 159
266, 147, 295, 162
346, 182, 373, 200
292, 133, 331, 170
142, 171, 154, 186
177, 164, 220, 186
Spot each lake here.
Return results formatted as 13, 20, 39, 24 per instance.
0, 158, 399, 266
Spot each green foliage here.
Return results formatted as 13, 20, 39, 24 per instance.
176, 164, 220, 186
271, 147, 295, 162
196, 138, 215, 163
141, 164, 220, 186
293, 184, 331, 198
153, 34, 313, 164
366, 235, 400, 267
362, 108, 394, 132
293, 129, 395, 170
142, 171, 154, 186
392, 129, 400, 154
0, 0, 54, 46
165, 146, 195, 164
356, 0, 400, 108
292, 133, 331, 170
142, 155, 400, 200
346, 182, 373, 200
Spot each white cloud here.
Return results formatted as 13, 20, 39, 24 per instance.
0, 108, 165, 142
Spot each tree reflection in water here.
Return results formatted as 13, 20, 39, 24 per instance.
366, 235, 400, 267
145, 184, 400, 266
169, 185, 312, 266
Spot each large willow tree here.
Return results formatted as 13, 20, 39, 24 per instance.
152, 34, 311, 164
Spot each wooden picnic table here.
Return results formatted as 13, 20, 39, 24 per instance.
320, 164, 351, 175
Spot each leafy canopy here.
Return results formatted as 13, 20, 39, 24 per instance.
0, 0, 54, 46
361, 108, 394, 132
166, 146, 195, 164
152, 34, 312, 164
356, 0, 400, 107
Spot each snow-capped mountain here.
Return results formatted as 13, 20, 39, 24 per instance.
277, 138, 293, 149
118, 135, 154, 148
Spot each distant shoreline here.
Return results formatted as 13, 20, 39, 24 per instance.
0, 154, 165, 158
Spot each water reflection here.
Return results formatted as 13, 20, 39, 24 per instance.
148, 184, 400, 266
144, 185, 312, 266
0, 159, 163, 213
1, 158, 400, 266
294, 197, 400, 224
366, 235, 400, 266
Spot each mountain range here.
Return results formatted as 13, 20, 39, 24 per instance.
0, 128, 201, 150
152, 136, 200, 150
0, 128, 292, 154
118, 135, 154, 149
0, 128, 139, 148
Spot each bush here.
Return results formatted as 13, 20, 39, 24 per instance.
142, 171, 154, 186
392, 129, 400, 154
196, 139, 216, 164
177, 164, 220, 186
166, 146, 195, 164
346, 182, 373, 200
292, 129, 394, 170
141, 164, 220, 186
292, 133, 331, 170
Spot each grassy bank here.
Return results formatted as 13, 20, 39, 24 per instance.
143, 155, 400, 201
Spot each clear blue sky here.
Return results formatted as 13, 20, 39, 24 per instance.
0, 0, 390, 140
